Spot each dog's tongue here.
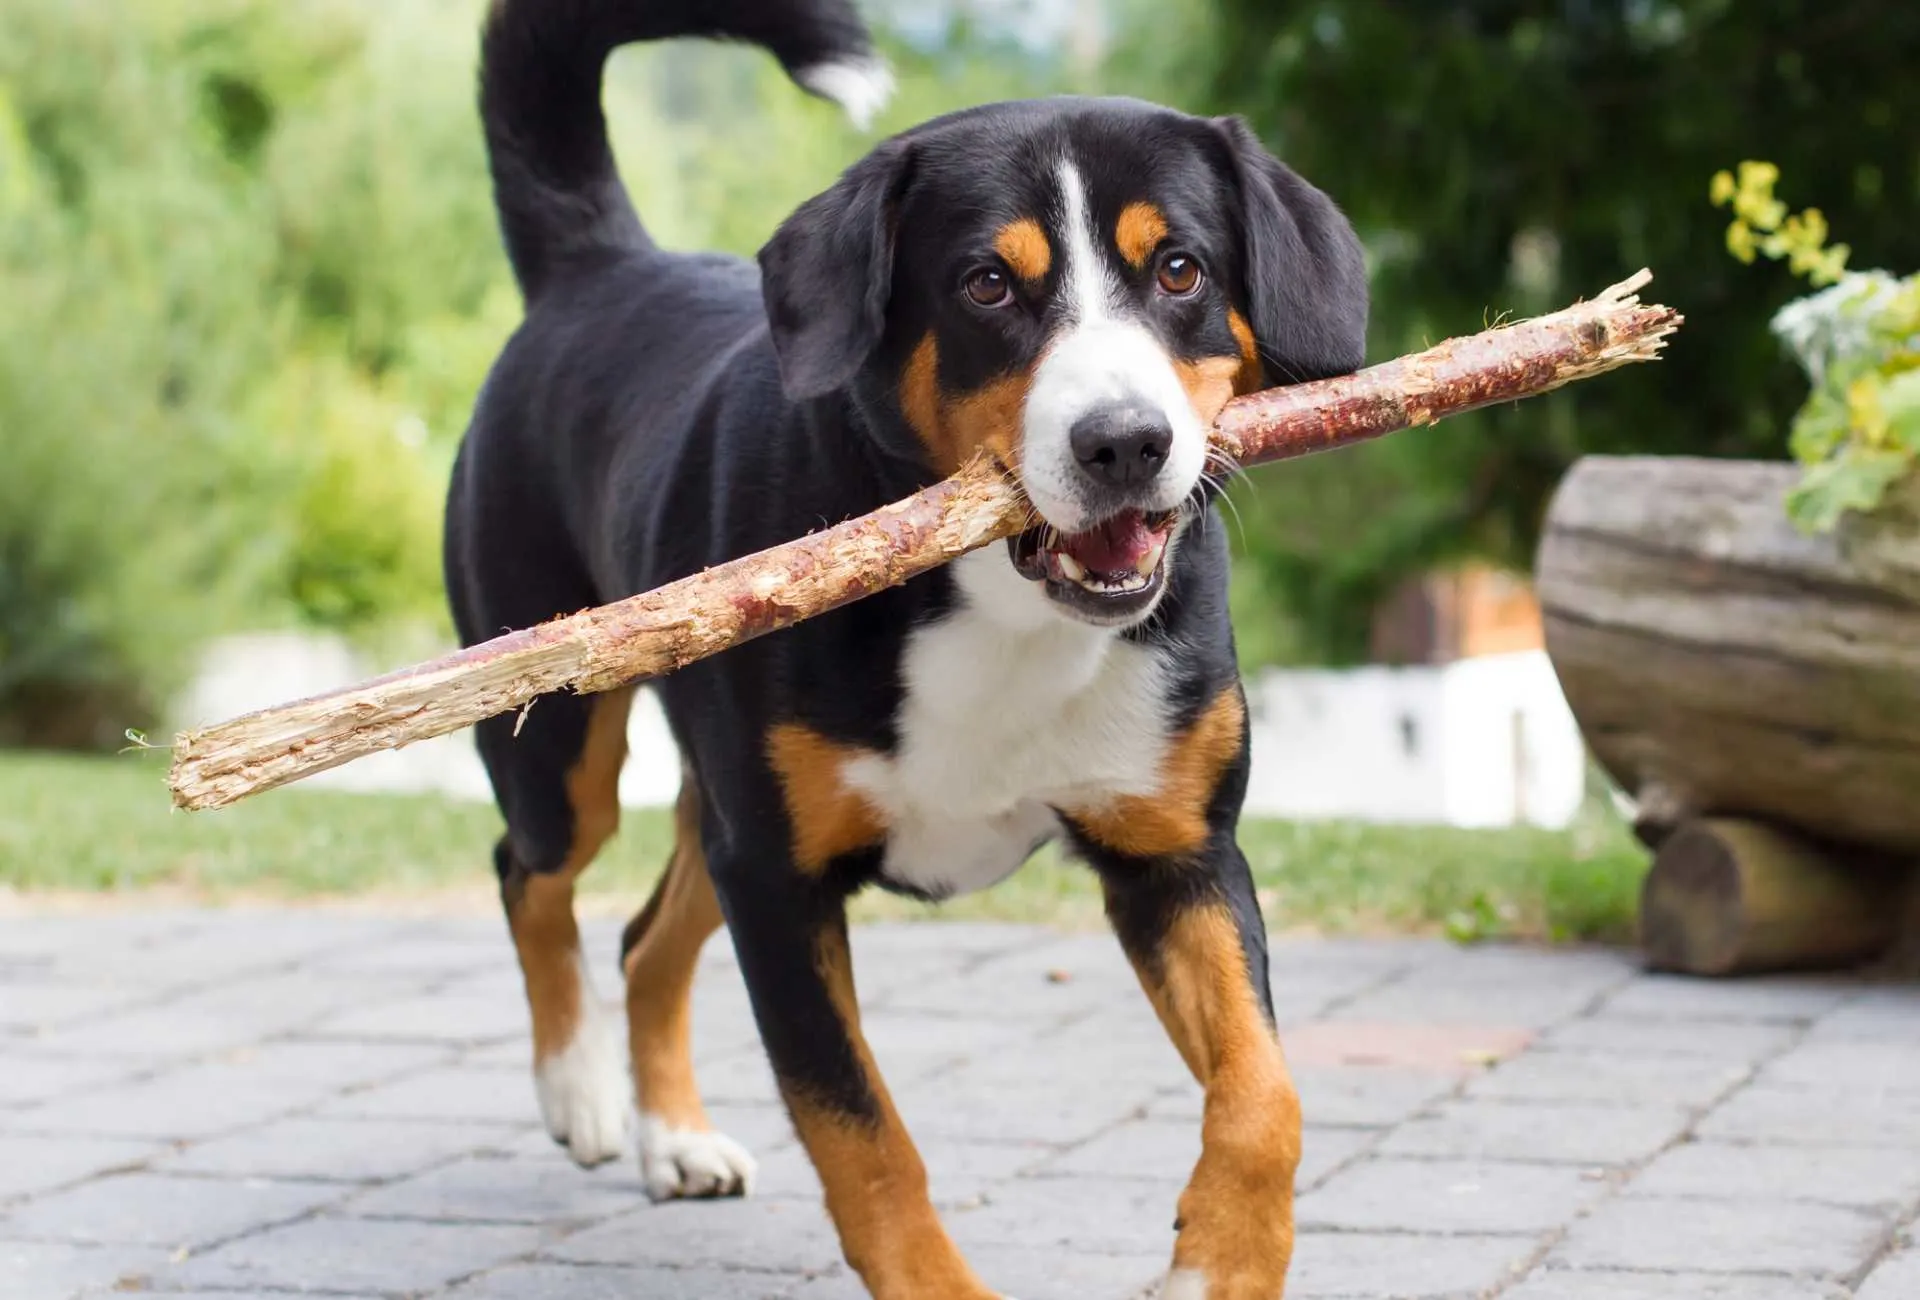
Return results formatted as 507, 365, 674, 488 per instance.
1060, 510, 1156, 573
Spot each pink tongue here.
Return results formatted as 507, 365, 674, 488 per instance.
1063, 512, 1154, 573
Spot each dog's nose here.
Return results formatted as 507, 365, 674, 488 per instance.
1069, 406, 1171, 487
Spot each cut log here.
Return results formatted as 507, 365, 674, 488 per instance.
1538, 455, 1920, 856
169, 274, 1679, 812
1640, 818, 1903, 976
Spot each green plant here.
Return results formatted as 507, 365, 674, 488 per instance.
1712, 160, 1920, 531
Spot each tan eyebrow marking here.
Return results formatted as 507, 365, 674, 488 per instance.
1116, 201, 1170, 270
992, 218, 1052, 282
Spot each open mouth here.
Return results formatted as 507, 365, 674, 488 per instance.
1007, 507, 1178, 621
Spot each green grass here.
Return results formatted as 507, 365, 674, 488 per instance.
0, 750, 1648, 943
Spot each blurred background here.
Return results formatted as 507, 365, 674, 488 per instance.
4, 0, 1917, 941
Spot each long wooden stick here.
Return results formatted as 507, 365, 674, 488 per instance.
169, 271, 1679, 811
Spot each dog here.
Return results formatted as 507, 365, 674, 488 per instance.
445, 2, 1368, 1295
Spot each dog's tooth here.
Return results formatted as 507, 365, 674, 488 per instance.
1057, 553, 1087, 582
1134, 542, 1163, 577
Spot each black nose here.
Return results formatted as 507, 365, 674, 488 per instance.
1069, 406, 1172, 487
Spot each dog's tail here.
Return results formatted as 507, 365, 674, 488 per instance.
480, 0, 892, 300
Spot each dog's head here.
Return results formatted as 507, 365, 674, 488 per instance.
759, 98, 1368, 628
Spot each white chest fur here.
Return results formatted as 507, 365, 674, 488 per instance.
841, 550, 1173, 896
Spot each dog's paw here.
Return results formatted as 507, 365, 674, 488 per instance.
533, 1003, 631, 1168
639, 1116, 757, 1201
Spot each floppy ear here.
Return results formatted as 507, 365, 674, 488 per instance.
1211, 115, 1369, 386
758, 139, 914, 401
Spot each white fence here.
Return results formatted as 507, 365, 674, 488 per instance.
177, 633, 1587, 829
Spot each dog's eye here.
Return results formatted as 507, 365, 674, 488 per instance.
1156, 252, 1203, 297
962, 267, 1013, 309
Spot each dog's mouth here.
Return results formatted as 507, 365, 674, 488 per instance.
1007, 507, 1178, 622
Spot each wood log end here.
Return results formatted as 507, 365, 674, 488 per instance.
1640, 817, 1902, 977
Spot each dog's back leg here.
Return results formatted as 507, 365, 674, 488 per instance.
619, 771, 756, 1200
483, 686, 636, 1168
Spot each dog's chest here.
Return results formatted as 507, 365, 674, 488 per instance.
841, 553, 1173, 897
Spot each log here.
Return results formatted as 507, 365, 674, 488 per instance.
1640, 818, 1903, 976
1538, 455, 1920, 856
169, 273, 1680, 812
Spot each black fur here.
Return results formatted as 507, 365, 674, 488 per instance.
450, 0, 1367, 1221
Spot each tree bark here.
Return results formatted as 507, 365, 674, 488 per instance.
1640, 817, 1903, 976
169, 273, 1678, 812
1539, 455, 1920, 856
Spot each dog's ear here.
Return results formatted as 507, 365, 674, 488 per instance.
759, 140, 914, 401
1211, 116, 1369, 386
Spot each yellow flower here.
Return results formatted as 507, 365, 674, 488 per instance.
1725, 220, 1757, 264
1709, 170, 1735, 206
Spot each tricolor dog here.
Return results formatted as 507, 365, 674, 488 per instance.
445, 1, 1368, 1295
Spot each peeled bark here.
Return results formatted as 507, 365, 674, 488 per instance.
170, 273, 1679, 812
1539, 455, 1920, 856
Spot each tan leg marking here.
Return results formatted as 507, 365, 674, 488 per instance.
993, 216, 1052, 283
1117, 201, 1170, 269
1132, 906, 1299, 1300
766, 723, 888, 876
787, 925, 996, 1300
621, 771, 756, 1199
1067, 686, 1245, 859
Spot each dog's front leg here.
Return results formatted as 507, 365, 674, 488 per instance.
714, 848, 999, 1300
1097, 839, 1299, 1300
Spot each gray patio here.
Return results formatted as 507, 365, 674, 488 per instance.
2, 907, 1916, 1299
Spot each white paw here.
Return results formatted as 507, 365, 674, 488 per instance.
1161, 1269, 1207, 1300
533, 997, 631, 1168
639, 1114, 757, 1201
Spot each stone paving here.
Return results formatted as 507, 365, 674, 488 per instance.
1, 907, 1916, 1299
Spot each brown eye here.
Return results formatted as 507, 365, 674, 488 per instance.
1157, 252, 1203, 296
963, 266, 1013, 308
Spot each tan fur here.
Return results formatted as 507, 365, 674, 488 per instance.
899, 333, 1031, 474
1116, 201, 1170, 269
1227, 309, 1264, 393
1174, 355, 1245, 429
786, 925, 997, 1300
1132, 906, 1300, 1299
993, 217, 1052, 283
1067, 686, 1245, 859
766, 722, 888, 875
622, 774, 725, 1129
506, 687, 633, 1063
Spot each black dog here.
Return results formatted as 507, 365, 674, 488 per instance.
445, 2, 1367, 1295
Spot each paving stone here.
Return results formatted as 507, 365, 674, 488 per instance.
344, 1152, 639, 1223
961, 1242, 1167, 1300
1602, 975, 1853, 1023
946, 1176, 1182, 1256
1858, 1247, 1920, 1300
315, 1064, 542, 1126
1539, 1015, 1797, 1062
1463, 1049, 1748, 1109
1378, 1099, 1691, 1166
7, 1066, 311, 1141
1631, 1139, 1920, 1210
1802, 988, 1920, 1042
172, 1215, 547, 1293
1695, 1083, 1920, 1147
1153, 1064, 1456, 1130
0, 1172, 340, 1249
1756, 1039, 1920, 1094
0, 982, 148, 1032
1335, 976, 1607, 1028
891, 1071, 1152, 1146
160, 1115, 512, 1182
1503, 1269, 1844, 1299
1298, 1157, 1607, 1235
545, 1199, 841, 1274
0, 1240, 172, 1300
0, 1135, 160, 1201
447, 1261, 795, 1299
1286, 1230, 1536, 1297
1285, 1022, 1535, 1075
306, 988, 531, 1044
1549, 1194, 1890, 1276
0, 1054, 141, 1109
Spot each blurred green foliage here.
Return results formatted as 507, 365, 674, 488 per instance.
1187, 0, 1920, 662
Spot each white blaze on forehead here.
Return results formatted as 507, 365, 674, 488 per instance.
1016, 160, 1207, 538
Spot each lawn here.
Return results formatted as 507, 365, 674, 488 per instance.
0, 750, 1648, 943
